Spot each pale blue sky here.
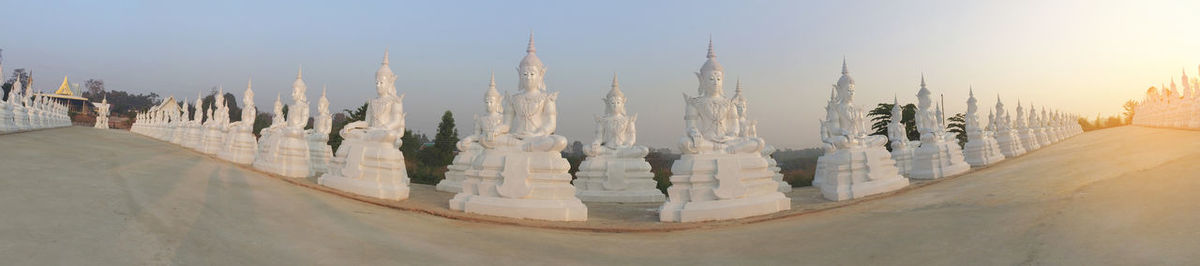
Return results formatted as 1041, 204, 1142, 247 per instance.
3, 0, 1199, 148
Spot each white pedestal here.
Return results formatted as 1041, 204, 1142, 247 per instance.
218, 129, 258, 165
659, 153, 790, 222
307, 133, 333, 176
573, 156, 665, 203
449, 149, 587, 221
319, 136, 410, 201
994, 129, 1026, 158
963, 134, 1006, 167
909, 136, 971, 180
814, 144, 909, 201
253, 130, 311, 178
436, 147, 480, 193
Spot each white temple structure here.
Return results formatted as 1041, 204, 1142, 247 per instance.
961, 89, 1005, 167
657, 40, 789, 222
908, 75, 970, 179
319, 51, 411, 201
448, 35, 587, 221
253, 68, 311, 178
572, 74, 665, 203
813, 60, 909, 201
218, 80, 259, 165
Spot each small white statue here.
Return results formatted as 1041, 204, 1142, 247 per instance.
449, 34, 586, 221
659, 39, 789, 222
812, 59, 908, 201
320, 50, 411, 201
573, 74, 664, 203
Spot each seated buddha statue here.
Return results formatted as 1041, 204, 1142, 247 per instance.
678, 41, 764, 155
584, 74, 648, 158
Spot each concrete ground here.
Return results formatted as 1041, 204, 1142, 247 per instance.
1, 126, 1198, 265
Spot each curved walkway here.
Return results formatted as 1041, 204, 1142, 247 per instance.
0, 126, 1197, 265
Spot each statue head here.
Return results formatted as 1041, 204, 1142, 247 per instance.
966, 87, 977, 114
273, 93, 283, 113
484, 73, 503, 114
243, 78, 254, 108
292, 67, 307, 102
517, 33, 546, 92
695, 38, 724, 97
376, 50, 398, 97
604, 74, 628, 116
916, 75, 932, 109
318, 85, 330, 114
835, 59, 855, 104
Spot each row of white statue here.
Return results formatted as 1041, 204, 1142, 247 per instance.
0, 71, 73, 132
1131, 67, 1200, 128
815, 63, 1084, 202
126, 36, 1083, 223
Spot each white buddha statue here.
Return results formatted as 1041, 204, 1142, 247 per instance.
573, 74, 664, 203
908, 75, 970, 179
219, 79, 259, 164
12, 82, 27, 131
728, 79, 789, 193
184, 94, 205, 150
449, 34, 586, 221
811, 59, 908, 201
320, 50, 410, 200
2, 78, 22, 132
659, 39, 789, 222
887, 96, 918, 176
308, 86, 334, 176
94, 97, 110, 129
1015, 101, 1040, 151
992, 97, 1025, 157
437, 73, 497, 193
254, 68, 312, 178
961, 88, 1005, 167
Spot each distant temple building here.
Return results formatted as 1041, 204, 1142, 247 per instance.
37, 75, 92, 114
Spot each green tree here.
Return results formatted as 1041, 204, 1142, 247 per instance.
418, 111, 458, 167
399, 130, 423, 158
868, 102, 919, 149
947, 113, 966, 147
328, 102, 368, 151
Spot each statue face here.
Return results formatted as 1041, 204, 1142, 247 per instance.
519, 68, 542, 91
700, 70, 723, 96
606, 98, 626, 115
485, 96, 502, 113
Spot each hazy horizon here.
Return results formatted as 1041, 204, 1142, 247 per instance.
2, 0, 1198, 149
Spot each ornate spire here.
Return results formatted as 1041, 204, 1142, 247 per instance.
297, 65, 303, 79
383, 48, 390, 65
485, 72, 500, 100
699, 37, 723, 74
518, 33, 544, 72
917, 74, 931, 97
841, 56, 848, 75
527, 31, 536, 53
735, 76, 743, 93
606, 73, 625, 102
707, 35, 715, 59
